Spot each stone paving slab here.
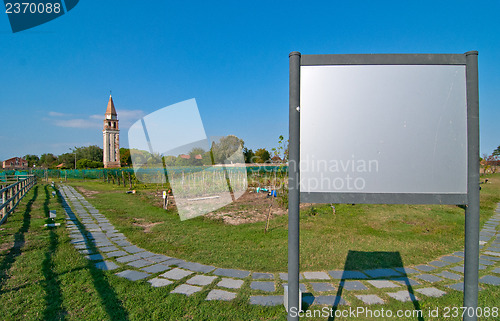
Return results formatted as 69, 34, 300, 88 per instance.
106, 250, 128, 258
479, 275, 500, 285
446, 283, 466, 291
86, 254, 105, 261
440, 255, 464, 263
114, 240, 132, 247
311, 282, 335, 292
481, 255, 500, 261
206, 289, 237, 301
252, 272, 274, 280
141, 264, 171, 274
303, 271, 330, 280
415, 287, 446, 297
137, 251, 158, 259
436, 271, 462, 280
217, 278, 244, 289
491, 268, 500, 274
127, 259, 154, 268
283, 283, 307, 292
148, 255, 173, 263
479, 259, 495, 266
329, 270, 368, 279
250, 281, 275, 292
364, 268, 401, 278
249, 295, 283, 306
355, 294, 385, 305
390, 278, 421, 286
279, 273, 304, 281
95, 261, 120, 271
171, 284, 202, 296
161, 258, 186, 266
387, 291, 418, 302
393, 267, 420, 275
414, 264, 436, 272
122, 245, 145, 254
116, 254, 141, 263
367, 280, 400, 288
450, 266, 465, 273
160, 268, 194, 280
428, 260, 450, 267
74, 244, 88, 249
79, 249, 95, 255
116, 270, 151, 281
342, 281, 368, 291
213, 268, 250, 279
414, 274, 442, 283
186, 275, 217, 286
176, 261, 216, 273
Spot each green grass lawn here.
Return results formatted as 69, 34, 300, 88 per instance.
0, 174, 498, 320
64, 174, 500, 273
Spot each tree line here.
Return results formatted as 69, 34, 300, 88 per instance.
17, 135, 289, 169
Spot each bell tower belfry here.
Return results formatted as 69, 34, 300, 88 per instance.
103, 95, 121, 168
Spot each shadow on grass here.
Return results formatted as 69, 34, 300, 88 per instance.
325, 251, 424, 321
42, 185, 67, 320
57, 185, 129, 321
0, 185, 38, 294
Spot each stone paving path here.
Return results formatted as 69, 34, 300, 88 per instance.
58, 185, 500, 308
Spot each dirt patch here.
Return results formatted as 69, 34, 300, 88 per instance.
75, 186, 99, 198
0, 241, 14, 252
204, 191, 287, 225
132, 218, 162, 233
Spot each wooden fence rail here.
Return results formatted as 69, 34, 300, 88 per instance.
0, 175, 37, 225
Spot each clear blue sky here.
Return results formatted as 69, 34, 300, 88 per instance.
0, 0, 498, 161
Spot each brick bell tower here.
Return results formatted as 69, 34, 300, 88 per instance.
103, 95, 121, 168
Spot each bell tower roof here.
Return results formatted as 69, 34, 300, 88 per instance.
105, 95, 117, 120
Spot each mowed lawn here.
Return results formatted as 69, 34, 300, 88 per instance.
66, 174, 500, 272
0, 174, 498, 320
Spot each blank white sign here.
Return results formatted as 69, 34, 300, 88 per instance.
300, 65, 467, 194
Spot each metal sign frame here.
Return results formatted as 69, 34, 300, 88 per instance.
288, 51, 479, 321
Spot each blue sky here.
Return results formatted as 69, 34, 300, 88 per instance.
0, 0, 498, 161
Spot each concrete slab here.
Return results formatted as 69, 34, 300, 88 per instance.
250, 281, 275, 292
414, 274, 442, 283
116, 254, 141, 263
428, 260, 450, 267
249, 295, 283, 306
127, 259, 153, 268
213, 268, 250, 279
387, 291, 418, 302
367, 280, 400, 288
171, 284, 202, 296
186, 275, 217, 286
95, 261, 119, 271
147, 255, 173, 263
115, 270, 150, 281
310, 282, 335, 292
303, 271, 330, 280
355, 294, 385, 305
491, 268, 500, 274
414, 265, 436, 272
436, 271, 462, 280
342, 281, 368, 291
450, 266, 465, 273
136, 251, 157, 259
205, 289, 237, 301
122, 245, 145, 254
160, 268, 193, 280
176, 261, 216, 273
106, 251, 128, 258
279, 273, 304, 281
141, 264, 171, 274
217, 278, 244, 289
86, 254, 105, 261
479, 275, 500, 285
390, 278, 421, 286
283, 283, 307, 292
305, 296, 347, 306
415, 287, 446, 297
252, 272, 274, 280
440, 256, 463, 263
393, 267, 420, 275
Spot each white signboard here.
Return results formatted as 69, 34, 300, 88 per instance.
300, 64, 467, 195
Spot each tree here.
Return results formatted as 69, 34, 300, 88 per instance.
493, 145, 500, 157
210, 135, 244, 164
254, 148, 270, 163
120, 148, 132, 166
243, 147, 255, 163
271, 135, 288, 163
72, 145, 103, 163
24, 154, 39, 167
58, 152, 76, 169
39, 153, 57, 168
